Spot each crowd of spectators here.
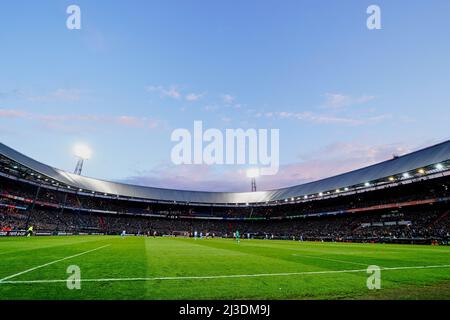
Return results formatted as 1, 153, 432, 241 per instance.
1, 205, 448, 243
1, 173, 449, 243
1, 175, 449, 220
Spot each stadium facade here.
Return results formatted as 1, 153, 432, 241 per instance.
0, 140, 449, 206
0, 141, 449, 244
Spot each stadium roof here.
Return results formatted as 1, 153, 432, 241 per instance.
0, 141, 449, 205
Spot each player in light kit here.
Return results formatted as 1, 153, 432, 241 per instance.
26, 225, 33, 237
121, 230, 126, 238
194, 230, 198, 240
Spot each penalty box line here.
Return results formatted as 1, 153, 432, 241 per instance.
0, 244, 111, 283
1, 264, 450, 284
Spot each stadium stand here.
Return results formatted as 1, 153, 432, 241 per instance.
0, 141, 449, 244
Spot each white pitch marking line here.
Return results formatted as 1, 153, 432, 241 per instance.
1, 264, 450, 284
0, 244, 111, 283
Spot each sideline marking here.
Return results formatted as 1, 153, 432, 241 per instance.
0, 244, 111, 283
1, 264, 450, 284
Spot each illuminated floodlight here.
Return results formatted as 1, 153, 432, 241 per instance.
364, 182, 371, 187
318, 192, 323, 196
73, 144, 92, 160
435, 163, 444, 170
304, 195, 308, 199
73, 143, 92, 175
284, 199, 288, 202
335, 189, 340, 193
246, 168, 260, 178
388, 176, 395, 182
403, 172, 410, 178
344, 187, 349, 191
418, 168, 425, 175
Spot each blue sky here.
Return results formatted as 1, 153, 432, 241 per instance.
1, 0, 449, 191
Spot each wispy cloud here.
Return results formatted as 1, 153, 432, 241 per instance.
114, 115, 160, 129
221, 94, 235, 104
260, 140, 421, 189
146, 85, 206, 102
185, 92, 204, 102
253, 92, 386, 126
28, 89, 82, 102
221, 116, 232, 123
260, 110, 391, 126
204, 105, 219, 112
0, 109, 29, 118
120, 139, 434, 192
145, 85, 181, 99
0, 108, 161, 132
324, 93, 375, 109
122, 164, 257, 192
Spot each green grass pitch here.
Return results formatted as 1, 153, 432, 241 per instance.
0, 236, 449, 300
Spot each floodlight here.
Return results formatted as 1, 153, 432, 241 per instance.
73, 144, 92, 160
246, 168, 260, 178
436, 163, 444, 170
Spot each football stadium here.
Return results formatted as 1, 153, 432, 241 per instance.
0, 141, 449, 300
2, 1, 450, 311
